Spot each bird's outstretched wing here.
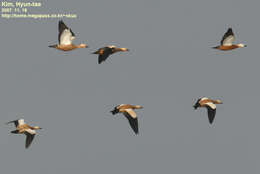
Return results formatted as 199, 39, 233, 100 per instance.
6, 119, 25, 127
221, 28, 235, 46
58, 20, 75, 45
25, 129, 36, 149
123, 109, 139, 134
205, 103, 216, 124
98, 47, 113, 64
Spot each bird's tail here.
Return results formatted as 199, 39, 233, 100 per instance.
212, 46, 219, 49
48, 45, 57, 48
92, 50, 99, 54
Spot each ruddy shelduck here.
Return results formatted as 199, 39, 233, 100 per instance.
111, 104, 143, 134
213, 28, 246, 51
6, 119, 42, 148
92, 45, 129, 64
49, 20, 87, 51
193, 97, 222, 124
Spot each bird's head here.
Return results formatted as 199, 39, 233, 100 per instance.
237, 43, 247, 48
215, 100, 223, 104
119, 48, 129, 52
33, 126, 42, 130
79, 43, 88, 48
135, 105, 143, 109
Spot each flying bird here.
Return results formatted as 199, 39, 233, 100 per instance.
49, 20, 87, 51
212, 28, 246, 51
92, 45, 129, 64
193, 97, 222, 124
6, 119, 42, 148
110, 104, 143, 134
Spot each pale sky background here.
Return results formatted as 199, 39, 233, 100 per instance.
0, 0, 260, 174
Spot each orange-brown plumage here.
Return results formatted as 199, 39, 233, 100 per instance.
49, 20, 87, 51
213, 28, 246, 51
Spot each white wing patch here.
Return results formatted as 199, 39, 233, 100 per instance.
18, 119, 25, 125
25, 129, 36, 135
222, 35, 235, 46
60, 29, 74, 45
205, 102, 216, 109
125, 109, 137, 118
200, 97, 208, 101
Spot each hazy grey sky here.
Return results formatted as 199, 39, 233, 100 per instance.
0, 0, 260, 173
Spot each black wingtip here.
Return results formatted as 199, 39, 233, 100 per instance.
206, 106, 216, 124
6, 120, 15, 125
209, 118, 214, 124
98, 59, 104, 64
11, 130, 19, 134
226, 28, 234, 35
70, 29, 75, 36
132, 128, 139, 135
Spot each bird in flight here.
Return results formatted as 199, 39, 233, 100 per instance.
212, 28, 246, 50
6, 119, 42, 148
49, 20, 88, 51
111, 104, 143, 134
193, 97, 222, 124
92, 45, 129, 64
